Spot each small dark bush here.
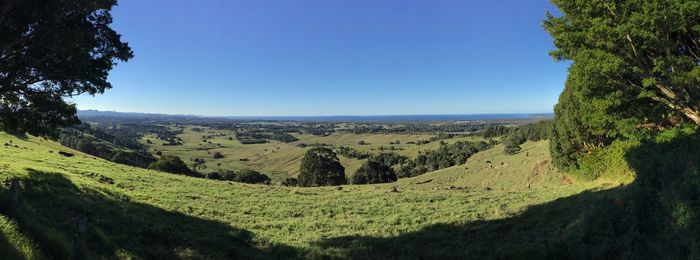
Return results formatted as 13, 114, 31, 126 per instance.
281, 178, 298, 186
148, 155, 191, 175
235, 169, 271, 184
206, 172, 222, 180
352, 161, 397, 184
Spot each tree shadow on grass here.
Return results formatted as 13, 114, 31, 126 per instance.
314, 131, 700, 259
0, 169, 301, 259
0, 229, 25, 259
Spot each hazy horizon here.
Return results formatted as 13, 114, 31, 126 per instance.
77, 109, 554, 119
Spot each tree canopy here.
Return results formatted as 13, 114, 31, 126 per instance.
544, 0, 700, 125
148, 155, 191, 176
352, 161, 397, 185
298, 147, 346, 187
545, 0, 700, 170
0, 0, 132, 136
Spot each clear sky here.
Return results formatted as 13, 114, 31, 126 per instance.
71, 0, 569, 116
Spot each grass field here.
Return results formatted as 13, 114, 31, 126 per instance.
140, 126, 485, 181
0, 131, 627, 258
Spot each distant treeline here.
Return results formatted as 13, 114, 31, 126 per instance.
234, 131, 298, 144
397, 140, 496, 178
479, 120, 552, 155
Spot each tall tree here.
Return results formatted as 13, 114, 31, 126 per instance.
0, 0, 132, 136
298, 147, 346, 187
544, 0, 700, 125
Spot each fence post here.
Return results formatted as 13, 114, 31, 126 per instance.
9, 178, 19, 213
74, 215, 88, 256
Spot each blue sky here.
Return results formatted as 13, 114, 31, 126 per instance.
72, 0, 568, 116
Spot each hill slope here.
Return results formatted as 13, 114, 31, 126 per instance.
0, 132, 617, 259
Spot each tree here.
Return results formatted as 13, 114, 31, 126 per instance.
503, 142, 522, 155
298, 147, 346, 186
352, 161, 397, 184
0, 0, 133, 136
148, 155, 191, 175
544, 0, 700, 125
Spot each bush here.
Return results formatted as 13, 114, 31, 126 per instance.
234, 169, 271, 184
205, 172, 222, 180
352, 161, 397, 184
213, 152, 224, 159
220, 170, 237, 181
148, 155, 191, 175
281, 178, 298, 186
298, 147, 346, 187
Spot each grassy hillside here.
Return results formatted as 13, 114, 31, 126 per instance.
141, 126, 484, 181
0, 132, 621, 259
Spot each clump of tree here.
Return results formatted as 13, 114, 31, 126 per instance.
336, 146, 371, 159
503, 137, 523, 155
544, 0, 700, 170
397, 140, 494, 177
396, 161, 429, 178
298, 148, 346, 186
368, 152, 408, 167
205, 169, 269, 184
148, 155, 192, 176
269, 133, 298, 143
59, 124, 156, 168
352, 161, 397, 184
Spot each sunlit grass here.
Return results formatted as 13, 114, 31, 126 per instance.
0, 132, 619, 258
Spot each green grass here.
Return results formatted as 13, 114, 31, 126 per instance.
0, 216, 41, 260
143, 126, 484, 181
0, 132, 622, 258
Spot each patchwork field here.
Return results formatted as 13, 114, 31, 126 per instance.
140, 126, 485, 181
0, 132, 623, 258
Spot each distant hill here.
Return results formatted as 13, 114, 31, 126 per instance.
77, 110, 201, 119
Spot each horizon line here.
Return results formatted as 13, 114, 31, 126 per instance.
77, 109, 554, 118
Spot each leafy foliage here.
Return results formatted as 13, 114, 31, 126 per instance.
298, 148, 346, 186
414, 141, 493, 172
148, 155, 192, 176
544, 0, 700, 127
352, 161, 397, 184
59, 123, 156, 168
234, 169, 271, 184
0, 0, 132, 136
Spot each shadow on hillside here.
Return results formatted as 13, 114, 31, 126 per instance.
314, 131, 700, 259
0, 228, 25, 260
0, 169, 300, 259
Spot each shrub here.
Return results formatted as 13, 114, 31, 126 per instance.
234, 169, 271, 184
213, 152, 224, 159
205, 172, 222, 180
281, 178, 298, 186
148, 155, 191, 175
298, 147, 346, 187
220, 170, 237, 181
352, 161, 397, 184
